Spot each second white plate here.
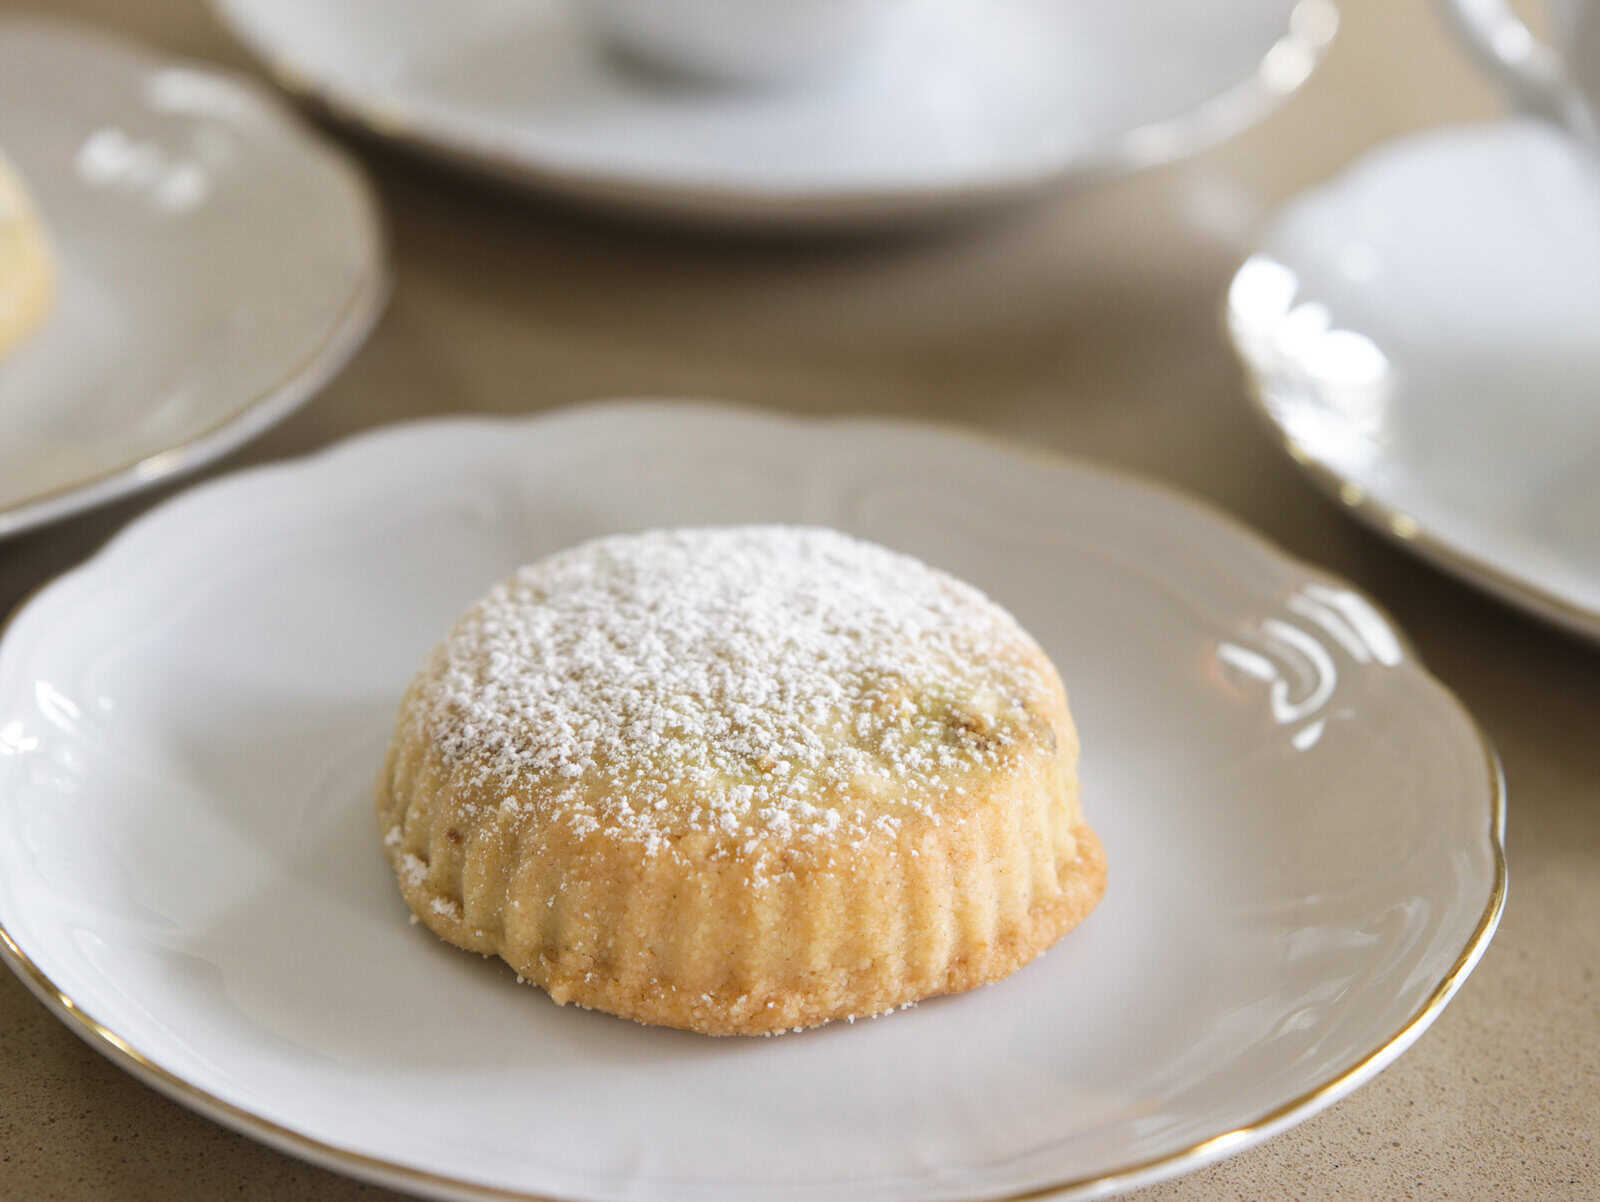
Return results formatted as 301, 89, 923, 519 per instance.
1228, 121, 1600, 642
0, 20, 386, 539
0, 403, 1503, 1201
213, 0, 1336, 228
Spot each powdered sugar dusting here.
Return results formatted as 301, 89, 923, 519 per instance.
410, 526, 1047, 844
398, 852, 429, 887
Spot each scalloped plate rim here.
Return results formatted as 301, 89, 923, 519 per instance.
0, 400, 1506, 1202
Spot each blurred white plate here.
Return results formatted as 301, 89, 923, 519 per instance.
0, 402, 1503, 1202
212, 0, 1336, 229
1228, 121, 1600, 641
0, 20, 386, 539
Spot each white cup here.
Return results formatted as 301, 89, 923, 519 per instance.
1437, 0, 1600, 148
585, 0, 916, 86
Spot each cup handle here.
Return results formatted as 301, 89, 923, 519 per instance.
1434, 0, 1594, 136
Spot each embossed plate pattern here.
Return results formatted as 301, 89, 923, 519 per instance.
0, 402, 1503, 1201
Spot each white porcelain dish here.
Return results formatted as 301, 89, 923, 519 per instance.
211, 0, 1337, 228
0, 19, 386, 539
0, 402, 1503, 1201
1228, 120, 1600, 642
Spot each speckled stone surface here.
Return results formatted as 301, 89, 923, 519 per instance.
1, 0, 1596, 1198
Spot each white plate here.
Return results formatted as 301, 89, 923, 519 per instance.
1227, 120, 1600, 642
0, 402, 1503, 1202
0, 19, 386, 540
211, 0, 1337, 229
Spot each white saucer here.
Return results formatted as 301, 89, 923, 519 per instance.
0, 402, 1502, 1201
212, 0, 1337, 228
1228, 121, 1600, 642
0, 20, 386, 540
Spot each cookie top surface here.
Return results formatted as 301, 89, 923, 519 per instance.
406, 526, 1065, 846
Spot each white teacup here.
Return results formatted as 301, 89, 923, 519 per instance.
585, 0, 915, 86
1438, 0, 1600, 147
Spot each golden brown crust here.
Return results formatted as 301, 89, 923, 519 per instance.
377, 529, 1107, 1035
378, 656, 1105, 1035
380, 788, 1104, 1036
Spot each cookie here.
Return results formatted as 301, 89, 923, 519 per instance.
379, 526, 1104, 1035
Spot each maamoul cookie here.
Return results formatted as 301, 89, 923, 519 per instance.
0, 150, 52, 359
378, 526, 1105, 1035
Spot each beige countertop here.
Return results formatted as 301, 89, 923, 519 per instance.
2, 0, 1596, 1197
